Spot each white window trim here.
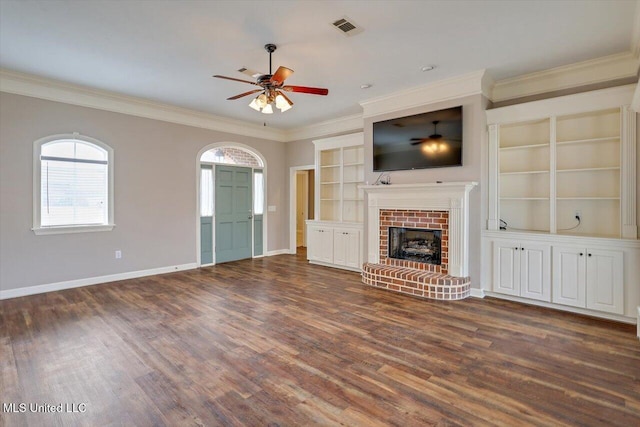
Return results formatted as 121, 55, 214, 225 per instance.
32, 132, 115, 235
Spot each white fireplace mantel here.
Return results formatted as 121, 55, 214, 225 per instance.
361, 182, 478, 277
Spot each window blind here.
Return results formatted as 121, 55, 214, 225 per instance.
41, 158, 108, 226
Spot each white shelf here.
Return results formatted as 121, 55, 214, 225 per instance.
344, 162, 364, 167
321, 181, 340, 185
321, 164, 340, 168
500, 143, 549, 151
500, 197, 550, 201
557, 167, 620, 173
320, 198, 340, 201
556, 136, 619, 146
557, 197, 620, 201
500, 170, 549, 176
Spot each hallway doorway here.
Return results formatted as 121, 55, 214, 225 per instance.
289, 165, 314, 254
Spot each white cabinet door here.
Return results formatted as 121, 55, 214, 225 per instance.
492, 241, 520, 296
552, 246, 586, 308
493, 240, 551, 301
334, 229, 360, 269
586, 249, 623, 314
308, 226, 333, 263
307, 226, 321, 261
553, 246, 624, 314
520, 243, 551, 302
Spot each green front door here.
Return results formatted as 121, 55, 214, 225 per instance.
215, 165, 253, 263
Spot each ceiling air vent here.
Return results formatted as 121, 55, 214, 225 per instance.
237, 67, 262, 78
332, 16, 363, 37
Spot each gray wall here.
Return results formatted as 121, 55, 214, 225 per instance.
0, 93, 287, 291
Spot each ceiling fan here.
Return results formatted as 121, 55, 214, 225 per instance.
213, 43, 329, 114
411, 121, 445, 145
411, 120, 457, 154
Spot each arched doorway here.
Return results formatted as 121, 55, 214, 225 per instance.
196, 144, 266, 266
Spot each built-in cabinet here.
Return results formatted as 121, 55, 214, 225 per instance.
306, 221, 362, 272
307, 224, 334, 264
333, 227, 361, 270
484, 85, 639, 321
552, 246, 623, 314
493, 240, 551, 302
307, 133, 364, 272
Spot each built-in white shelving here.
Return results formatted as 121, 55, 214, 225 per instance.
307, 133, 365, 272
484, 85, 639, 323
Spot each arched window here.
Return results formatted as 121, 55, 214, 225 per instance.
200, 146, 263, 167
33, 134, 114, 235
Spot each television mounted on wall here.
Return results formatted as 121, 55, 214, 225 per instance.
373, 106, 463, 172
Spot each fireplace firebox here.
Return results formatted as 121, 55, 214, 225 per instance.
388, 227, 441, 265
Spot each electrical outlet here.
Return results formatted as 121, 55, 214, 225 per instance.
574, 210, 582, 220
115, 250, 122, 259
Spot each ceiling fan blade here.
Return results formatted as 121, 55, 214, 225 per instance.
213, 75, 259, 86
227, 89, 263, 100
271, 66, 294, 85
282, 85, 329, 95
410, 140, 424, 145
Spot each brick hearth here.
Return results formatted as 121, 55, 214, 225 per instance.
362, 263, 471, 300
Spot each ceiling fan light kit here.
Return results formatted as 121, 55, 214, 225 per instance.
214, 43, 328, 114
411, 121, 450, 155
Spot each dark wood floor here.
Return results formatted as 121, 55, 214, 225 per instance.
1, 251, 639, 426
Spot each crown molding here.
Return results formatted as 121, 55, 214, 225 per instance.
359, 69, 489, 118
492, 52, 639, 103
486, 84, 636, 125
0, 69, 288, 142
284, 113, 363, 141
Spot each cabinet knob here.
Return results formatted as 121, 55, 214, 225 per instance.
588, 253, 592, 257
579, 252, 584, 256
521, 247, 524, 251
514, 247, 518, 250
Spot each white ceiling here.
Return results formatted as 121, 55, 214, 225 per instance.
0, 0, 638, 130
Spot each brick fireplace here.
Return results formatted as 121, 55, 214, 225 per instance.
381, 210, 448, 273
361, 182, 477, 301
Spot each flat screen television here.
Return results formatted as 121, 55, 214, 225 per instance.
373, 106, 463, 172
